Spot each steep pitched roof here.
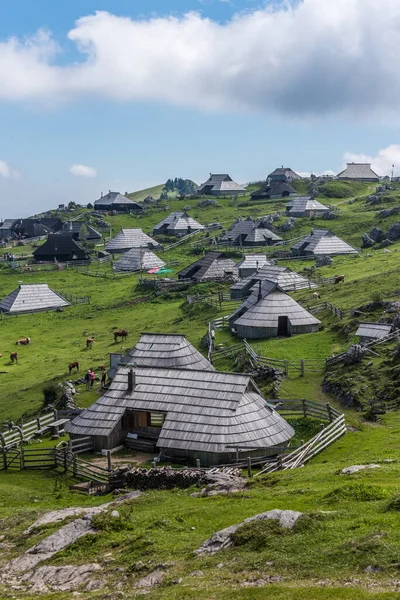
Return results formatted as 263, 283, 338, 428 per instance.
337, 163, 380, 180
292, 229, 358, 256
153, 212, 204, 234
178, 252, 237, 281
268, 168, 301, 180
230, 283, 320, 330
231, 265, 317, 296
0, 284, 70, 314
251, 180, 297, 198
236, 254, 272, 272
66, 366, 294, 453
356, 322, 392, 339
219, 217, 282, 245
61, 222, 102, 240
119, 333, 214, 372
105, 229, 160, 253
286, 196, 329, 214
113, 248, 165, 273
196, 174, 245, 194
94, 192, 141, 209
33, 234, 89, 260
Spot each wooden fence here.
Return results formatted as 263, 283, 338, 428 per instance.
0, 411, 58, 451
243, 339, 326, 375
307, 301, 346, 319
62, 293, 90, 305
325, 328, 400, 368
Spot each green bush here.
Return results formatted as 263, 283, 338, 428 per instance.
42, 382, 59, 406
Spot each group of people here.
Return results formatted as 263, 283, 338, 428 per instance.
84, 368, 107, 390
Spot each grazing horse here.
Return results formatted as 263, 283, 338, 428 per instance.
68, 361, 80, 374
86, 338, 94, 349
16, 337, 30, 345
114, 329, 128, 343
335, 275, 345, 285
10, 352, 18, 364
312, 292, 321, 300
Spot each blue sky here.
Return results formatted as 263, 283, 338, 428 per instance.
1, 0, 400, 216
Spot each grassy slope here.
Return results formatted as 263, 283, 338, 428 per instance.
2, 180, 400, 597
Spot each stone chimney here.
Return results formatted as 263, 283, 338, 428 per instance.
257, 280, 262, 302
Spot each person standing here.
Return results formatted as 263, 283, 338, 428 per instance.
90, 368, 96, 388
101, 370, 107, 389
85, 369, 91, 391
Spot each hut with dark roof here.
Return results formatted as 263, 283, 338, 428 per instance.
105, 229, 160, 254
286, 197, 329, 218
251, 180, 297, 200
0, 284, 70, 315
94, 191, 143, 213
268, 168, 301, 182
337, 163, 380, 182
356, 322, 392, 345
153, 212, 204, 237
219, 216, 283, 247
196, 174, 245, 197
0, 219, 17, 239
61, 221, 102, 241
33, 234, 89, 262
178, 252, 237, 281
236, 254, 272, 278
109, 333, 214, 379
66, 366, 294, 464
231, 265, 317, 299
113, 248, 165, 273
12, 218, 62, 239
291, 229, 358, 257
229, 281, 320, 339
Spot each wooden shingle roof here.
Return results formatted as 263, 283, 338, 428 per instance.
196, 174, 245, 194
286, 196, 329, 215
356, 322, 392, 339
219, 217, 282, 245
94, 192, 142, 209
231, 265, 317, 296
153, 212, 204, 235
105, 229, 160, 253
113, 248, 165, 273
66, 366, 294, 453
33, 234, 89, 260
337, 163, 380, 180
0, 284, 70, 314
178, 252, 237, 281
292, 229, 358, 256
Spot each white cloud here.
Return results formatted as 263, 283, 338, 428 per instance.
343, 145, 400, 176
0, 159, 21, 179
1, 3, 400, 117
70, 164, 97, 178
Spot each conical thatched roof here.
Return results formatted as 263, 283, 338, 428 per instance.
113, 248, 165, 273
291, 229, 357, 256
0, 284, 70, 315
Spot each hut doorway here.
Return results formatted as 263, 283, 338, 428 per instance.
277, 316, 289, 336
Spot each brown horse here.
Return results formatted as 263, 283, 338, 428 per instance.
16, 337, 30, 345
10, 352, 18, 364
114, 329, 128, 343
335, 275, 345, 284
68, 361, 80, 374
86, 337, 95, 349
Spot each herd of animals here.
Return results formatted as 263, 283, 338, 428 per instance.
3, 330, 129, 370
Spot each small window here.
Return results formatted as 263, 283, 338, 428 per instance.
150, 412, 165, 427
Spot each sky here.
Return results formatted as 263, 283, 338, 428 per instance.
1, 0, 400, 216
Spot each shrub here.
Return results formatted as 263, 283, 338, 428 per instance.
384, 495, 400, 512
324, 483, 391, 503
42, 382, 59, 406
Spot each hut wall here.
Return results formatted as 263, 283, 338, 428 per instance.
289, 323, 320, 335
238, 268, 258, 278
161, 444, 289, 467
235, 325, 277, 339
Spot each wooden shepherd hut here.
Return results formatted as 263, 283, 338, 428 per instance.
196, 174, 245, 197
33, 234, 89, 263
229, 281, 320, 339
230, 265, 317, 300
291, 229, 358, 257
286, 197, 329, 218
105, 229, 160, 254
219, 216, 282, 247
356, 322, 392, 345
113, 248, 165, 273
66, 366, 295, 465
236, 254, 272, 278
94, 191, 143, 213
0, 284, 70, 315
153, 212, 204, 237
251, 180, 297, 200
178, 252, 237, 281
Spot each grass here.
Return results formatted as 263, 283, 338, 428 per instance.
2, 179, 400, 597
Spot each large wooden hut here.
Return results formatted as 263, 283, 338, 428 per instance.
219, 217, 282, 247
251, 180, 297, 200
356, 322, 392, 344
66, 366, 294, 465
0, 284, 70, 315
230, 265, 317, 300
178, 252, 237, 281
196, 174, 245, 197
153, 212, 204, 237
113, 248, 165, 273
291, 229, 358, 257
94, 191, 143, 213
33, 234, 89, 263
105, 229, 160, 254
286, 197, 329, 218
229, 281, 320, 339
235, 254, 273, 278
337, 163, 380, 182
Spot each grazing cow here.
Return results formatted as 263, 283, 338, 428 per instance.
114, 329, 128, 343
16, 337, 31, 346
86, 338, 94, 349
335, 275, 345, 285
312, 292, 321, 300
68, 361, 80, 374
10, 352, 18, 364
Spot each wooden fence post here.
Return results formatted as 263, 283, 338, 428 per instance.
1, 446, 7, 471
20, 445, 25, 470
247, 457, 253, 478
284, 359, 288, 376
107, 450, 112, 472
73, 455, 78, 477
326, 403, 333, 422
278, 455, 283, 471
196, 459, 201, 469
302, 399, 307, 417
300, 359, 305, 377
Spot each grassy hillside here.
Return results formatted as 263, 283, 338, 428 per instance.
3, 178, 400, 598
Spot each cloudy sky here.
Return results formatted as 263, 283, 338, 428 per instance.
1, 0, 400, 216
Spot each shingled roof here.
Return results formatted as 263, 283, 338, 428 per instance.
196, 174, 245, 195
94, 192, 143, 210
292, 229, 358, 256
33, 234, 89, 261
153, 212, 204, 236
236, 254, 272, 276
66, 366, 294, 454
251, 180, 297, 200
178, 251, 237, 281
231, 265, 317, 299
61, 221, 102, 241
337, 163, 380, 181
286, 196, 329, 216
113, 248, 165, 273
356, 322, 392, 340
105, 229, 160, 253
116, 333, 214, 373
0, 284, 70, 314
268, 168, 301, 181
219, 217, 282, 247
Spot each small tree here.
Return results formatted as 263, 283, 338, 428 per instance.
43, 382, 59, 406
